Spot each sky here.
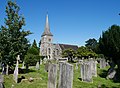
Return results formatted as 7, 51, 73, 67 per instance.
0, 0, 120, 46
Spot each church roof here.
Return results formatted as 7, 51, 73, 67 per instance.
41, 14, 53, 37
58, 44, 78, 51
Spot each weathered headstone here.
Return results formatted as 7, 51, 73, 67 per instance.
21, 61, 25, 69
1, 63, 6, 75
90, 60, 97, 77
58, 62, 73, 88
48, 64, 57, 88
80, 62, 93, 82
36, 62, 40, 70
0, 75, 4, 88
13, 55, 20, 83
100, 59, 106, 69
45, 63, 49, 72
106, 70, 116, 79
6, 65, 9, 75
78, 59, 83, 64
75, 63, 78, 70
40, 60, 42, 65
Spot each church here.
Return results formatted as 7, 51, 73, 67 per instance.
40, 14, 78, 60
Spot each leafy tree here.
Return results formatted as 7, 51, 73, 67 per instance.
0, 1, 31, 68
24, 41, 40, 70
32, 39, 39, 50
85, 38, 98, 52
62, 48, 76, 62
99, 25, 120, 81
77, 46, 97, 59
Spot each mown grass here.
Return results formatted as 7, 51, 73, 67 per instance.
3, 63, 120, 88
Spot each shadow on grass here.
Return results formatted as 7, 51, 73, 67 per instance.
18, 76, 25, 83
99, 69, 108, 78
78, 77, 82, 81
19, 68, 36, 74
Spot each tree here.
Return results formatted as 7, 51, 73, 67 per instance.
62, 48, 76, 62
0, 1, 31, 69
99, 25, 120, 81
77, 46, 97, 59
85, 38, 98, 52
24, 41, 40, 70
32, 39, 39, 50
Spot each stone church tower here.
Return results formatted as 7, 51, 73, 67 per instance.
40, 14, 53, 59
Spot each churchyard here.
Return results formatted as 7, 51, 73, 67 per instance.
0, 58, 120, 88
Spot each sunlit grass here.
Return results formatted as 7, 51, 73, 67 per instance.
3, 63, 120, 88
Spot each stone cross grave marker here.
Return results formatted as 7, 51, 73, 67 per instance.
13, 55, 20, 83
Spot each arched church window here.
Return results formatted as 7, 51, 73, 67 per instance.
49, 38, 51, 42
56, 49, 59, 55
48, 48, 51, 54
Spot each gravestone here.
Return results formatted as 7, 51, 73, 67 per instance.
75, 63, 78, 70
78, 60, 83, 64
21, 61, 25, 69
106, 70, 116, 79
13, 55, 20, 83
6, 65, 9, 75
90, 60, 97, 77
36, 62, 40, 70
0, 75, 4, 88
106, 61, 116, 79
45, 63, 49, 72
1, 63, 6, 75
48, 64, 57, 88
58, 62, 73, 88
100, 59, 106, 69
40, 60, 42, 65
80, 62, 93, 82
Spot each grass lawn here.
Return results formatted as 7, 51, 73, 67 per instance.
3, 63, 120, 88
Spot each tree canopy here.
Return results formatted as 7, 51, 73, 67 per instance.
77, 46, 97, 58
0, 1, 31, 67
24, 40, 40, 66
62, 48, 76, 62
99, 25, 120, 62
99, 25, 120, 81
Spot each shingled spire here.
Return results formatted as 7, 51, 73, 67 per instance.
41, 14, 53, 37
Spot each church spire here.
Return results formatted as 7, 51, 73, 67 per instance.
41, 14, 53, 37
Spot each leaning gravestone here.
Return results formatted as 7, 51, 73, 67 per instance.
58, 62, 73, 88
80, 62, 93, 82
48, 64, 57, 88
13, 55, 20, 83
36, 62, 40, 70
106, 70, 116, 79
100, 59, 106, 69
0, 75, 4, 88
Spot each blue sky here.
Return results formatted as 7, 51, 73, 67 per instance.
0, 0, 120, 46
